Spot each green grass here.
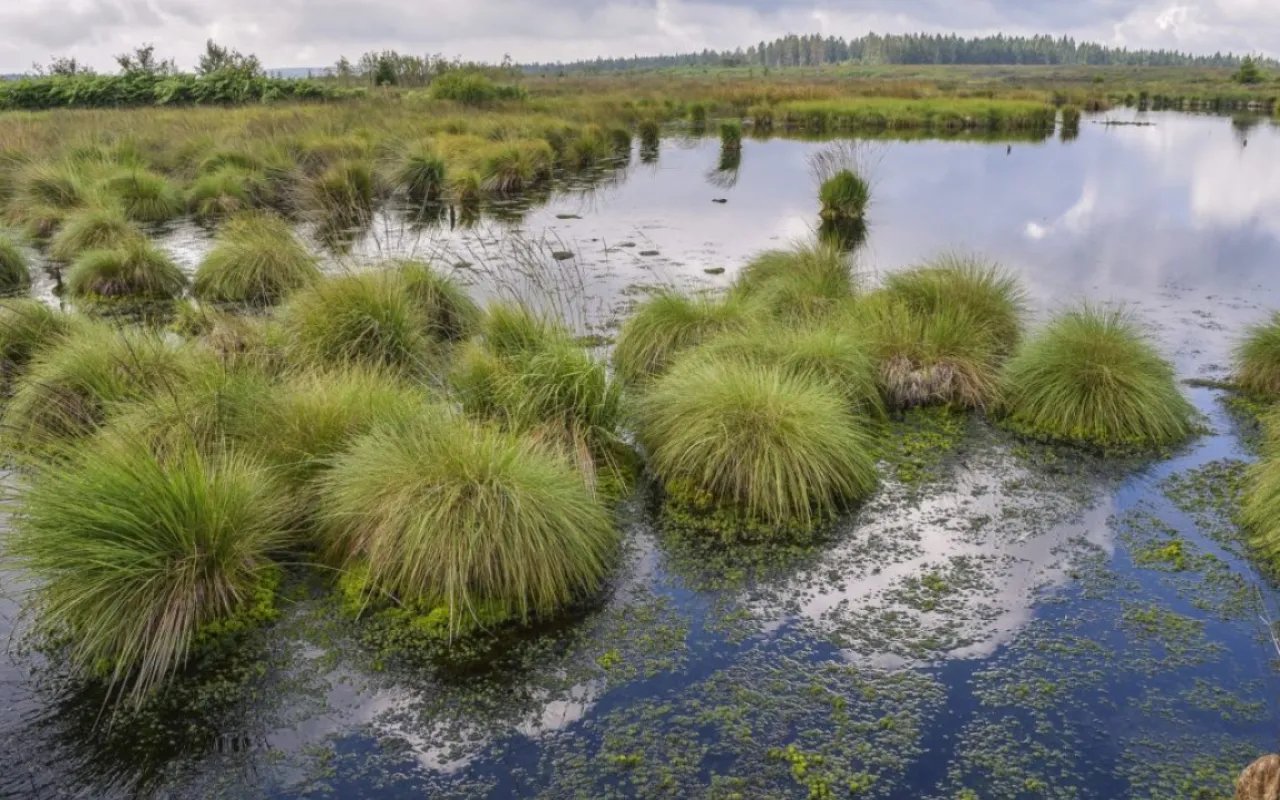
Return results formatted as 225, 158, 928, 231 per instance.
65, 241, 188, 300
612, 291, 755, 384
1062, 105, 1083, 128
393, 141, 447, 205
732, 239, 856, 320
186, 166, 274, 218
3, 323, 211, 447
18, 161, 97, 210
481, 301, 570, 357
636, 357, 878, 529
720, 121, 743, 152
1000, 305, 1195, 449
393, 260, 480, 341
97, 168, 184, 223
10, 432, 291, 702
0, 299, 77, 376
818, 170, 870, 222
279, 271, 437, 375
881, 254, 1027, 351
47, 206, 145, 263
1233, 311, 1280, 397
193, 212, 320, 305
696, 324, 885, 420
858, 293, 1003, 409
308, 159, 378, 221
478, 141, 553, 193
1243, 410, 1280, 571
0, 232, 32, 295
774, 97, 1057, 132
317, 411, 618, 627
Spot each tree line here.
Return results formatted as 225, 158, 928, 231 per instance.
523, 32, 1277, 73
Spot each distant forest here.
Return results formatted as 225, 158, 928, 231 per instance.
523, 32, 1275, 73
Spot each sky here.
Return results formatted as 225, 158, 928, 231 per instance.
0, 0, 1275, 74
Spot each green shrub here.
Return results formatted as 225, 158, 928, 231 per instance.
65, 241, 188, 300
429, 71, 527, 105
10, 433, 290, 701
279, 272, 436, 375
636, 357, 877, 529
98, 168, 183, 223
0, 233, 32, 295
732, 240, 856, 321
1000, 305, 1194, 449
48, 206, 144, 263
186, 166, 273, 218
612, 291, 755, 384
193, 213, 320, 305
317, 412, 616, 627
0, 299, 77, 376
882, 255, 1027, 352
819, 169, 871, 222
393, 142, 447, 205
1234, 311, 1280, 397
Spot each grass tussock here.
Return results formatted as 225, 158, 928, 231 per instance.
818, 170, 870, 222
307, 159, 378, 221
393, 141, 447, 205
732, 239, 857, 320
612, 291, 755, 384
1000, 305, 1194, 449
637, 357, 878, 528
186, 166, 274, 218
48, 207, 145, 263
0, 232, 32, 295
65, 241, 188, 300
193, 213, 320, 305
10, 433, 291, 702
318, 412, 617, 626
98, 168, 184, 223
1233, 312, 1280, 398
882, 254, 1027, 352
393, 260, 480, 341
0, 299, 77, 376
480, 301, 570, 357
720, 121, 743, 152
1243, 411, 1280, 569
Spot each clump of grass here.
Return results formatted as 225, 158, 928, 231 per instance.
392, 260, 479, 341
858, 294, 1003, 410
308, 159, 377, 221
4, 324, 211, 447
186, 166, 273, 218
697, 324, 885, 420
732, 239, 856, 321
1000, 305, 1194, 449
0, 232, 32, 295
612, 291, 755, 384
720, 121, 743, 153
0, 299, 77, 376
638, 119, 661, 151
688, 103, 708, 127
393, 141, 447, 205
279, 272, 437, 375
478, 141, 552, 194
481, 301, 569, 357
98, 168, 184, 223
66, 241, 188, 300
637, 357, 878, 528
193, 213, 320, 305
819, 169, 871, 222
1062, 106, 1083, 129
569, 127, 610, 168
1243, 411, 1280, 568
318, 412, 617, 627
1233, 312, 1280, 397
608, 127, 633, 157
10, 432, 290, 702
882, 254, 1027, 352
48, 207, 144, 263
19, 161, 96, 210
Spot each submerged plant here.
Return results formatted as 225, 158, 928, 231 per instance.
612, 291, 755, 384
818, 169, 870, 222
1000, 305, 1194, 449
11, 433, 290, 702
1234, 311, 1280, 397
47, 207, 144, 263
0, 232, 32, 295
65, 241, 188, 300
882, 254, 1027, 352
98, 168, 184, 223
318, 412, 617, 627
732, 240, 857, 321
193, 213, 320, 305
637, 357, 878, 529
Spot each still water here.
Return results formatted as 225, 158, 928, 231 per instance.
4, 110, 1280, 798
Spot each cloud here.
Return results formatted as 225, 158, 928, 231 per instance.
0, 0, 1272, 73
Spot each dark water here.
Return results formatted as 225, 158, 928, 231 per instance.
5, 110, 1280, 799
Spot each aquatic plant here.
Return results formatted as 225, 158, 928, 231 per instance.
307, 159, 377, 221
279, 271, 436, 375
882, 254, 1027, 352
186, 166, 274, 218
612, 291, 755, 384
608, 127, 633, 157
4, 324, 211, 448
318, 411, 617, 627
0, 299, 76, 376
720, 121, 743, 153
732, 240, 856, 321
10, 432, 290, 702
478, 140, 552, 193
1061, 105, 1083, 129
193, 213, 320, 305
819, 169, 870, 222
636, 357, 878, 528
1233, 311, 1280, 397
858, 294, 1003, 409
47, 207, 144, 263
65, 241, 188, 300
393, 141, 447, 205
569, 126, 610, 168
697, 324, 885, 420
98, 168, 184, 223
1000, 305, 1194, 449
0, 232, 32, 295
393, 260, 480, 341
